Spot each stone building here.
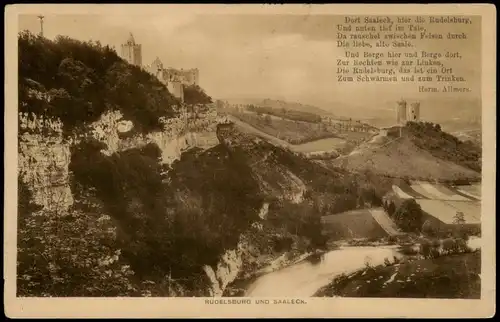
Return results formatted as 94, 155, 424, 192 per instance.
408, 102, 421, 121
120, 33, 142, 66
118, 34, 200, 103
396, 99, 407, 125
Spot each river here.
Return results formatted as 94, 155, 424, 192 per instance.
244, 246, 402, 297
244, 237, 482, 297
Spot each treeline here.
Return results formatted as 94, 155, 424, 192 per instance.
405, 121, 482, 172
18, 31, 179, 134
246, 105, 322, 123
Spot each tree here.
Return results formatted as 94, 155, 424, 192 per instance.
453, 211, 466, 225
387, 201, 396, 217
393, 199, 424, 233
421, 219, 437, 237
452, 211, 469, 241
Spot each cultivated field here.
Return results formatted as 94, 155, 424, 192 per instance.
456, 183, 481, 200
415, 199, 480, 224
227, 111, 341, 145
321, 209, 389, 241
410, 181, 471, 201
368, 208, 402, 236
391, 180, 481, 227
293, 137, 347, 153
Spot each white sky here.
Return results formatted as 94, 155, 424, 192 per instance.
18, 12, 481, 116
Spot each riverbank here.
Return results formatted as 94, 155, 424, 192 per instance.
222, 248, 329, 297
314, 250, 481, 299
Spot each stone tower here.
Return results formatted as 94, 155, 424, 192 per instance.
396, 99, 407, 125
408, 102, 421, 121
120, 33, 142, 66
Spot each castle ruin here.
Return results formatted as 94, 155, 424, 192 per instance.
120, 33, 142, 66
396, 99, 408, 125
396, 99, 421, 124
408, 102, 421, 121
118, 33, 199, 103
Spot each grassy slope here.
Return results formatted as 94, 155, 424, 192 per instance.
321, 209, 388, 241
315, 251, 481, 299
405, 122, 482, 173
331, 135, 480, 182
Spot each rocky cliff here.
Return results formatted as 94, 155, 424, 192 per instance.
18, 109, 220, 213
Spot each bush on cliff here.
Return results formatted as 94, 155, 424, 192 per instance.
18, 31, 179, 133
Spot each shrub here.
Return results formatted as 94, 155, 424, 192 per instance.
419, 240, 432, 259
393, 199, 424, 233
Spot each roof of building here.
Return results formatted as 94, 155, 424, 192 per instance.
127, 32, 135, 44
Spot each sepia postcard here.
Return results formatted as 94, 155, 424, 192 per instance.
4, 3, 496, 318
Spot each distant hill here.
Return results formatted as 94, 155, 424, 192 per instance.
327, 122, 481, 183
222, 98, 336, 118
333, 97, 481, 131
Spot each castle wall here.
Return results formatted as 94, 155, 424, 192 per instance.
408, 103, 421, 121
133, 45, 142, 66
167, 81, 184, 102
396, 102, 407, 124
120, 43, 142, 66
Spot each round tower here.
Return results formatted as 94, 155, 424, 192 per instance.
396, 99, 407, 125
408, 102, 421, 121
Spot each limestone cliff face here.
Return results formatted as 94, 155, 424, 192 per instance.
202, 201, 277, 297
18, 108, 221, 212
91, 110, 219, 165
18, 114, 73, 212
203, 205, 267, 297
